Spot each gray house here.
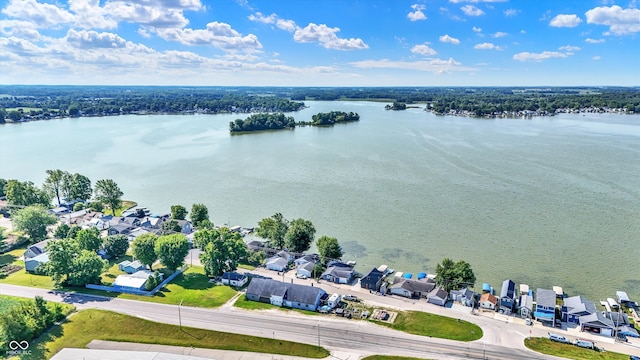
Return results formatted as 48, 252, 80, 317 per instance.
266, 256, 289, 272
389, 278, 435, 298
427, 287, 448, 306
25, 252, 49, 273
534, 288, 556, 324
321, 263, 356, 284
296, 262, 315, 278
118, 260, 145, 274
23, 240, 49, 259
245, 278, 326, 311
562, 295, 597, 324
450, 287, 475, 307
519, 294, 533, 319
579, 312, 615, 337
499, 279, 516, 314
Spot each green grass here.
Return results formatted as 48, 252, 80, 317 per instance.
103, 200, 137, 216
524, 337, 628, 360
38, 309, 329, 359
376, 311, 483, 342
238, 264, 256, 271
234, 294, 319, 316
362, 356, 431, 360
0, 294, 25, 312
0, 246, 24, 266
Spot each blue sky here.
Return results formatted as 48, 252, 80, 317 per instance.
0, 0, 638, 86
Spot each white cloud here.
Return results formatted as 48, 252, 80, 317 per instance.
407, 4, 427, 21
2, 0, 74, 28
504, 8, 520, 17
247, 12, 275, 24
558, 45, 580, 53
293, 23, 368, 50
276, 18, 297, 32
585, 5, 640, 35
350, 58, 475, 74
66, 29, 128, 49
461, 5, 484, 16
248, 12, 297, 32
513, 51, 569, 62
439, 34, 460, 44
472, 26, 482, 32
549, 14, 582, 28
411, 43, 437, 56
492, 31, 508, 38
153, 22, 262, 52
585, 38, 606, 43
474, 42, 501, 50
592, 55, 601, 60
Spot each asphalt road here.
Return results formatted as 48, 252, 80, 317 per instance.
0, 283, 560, 360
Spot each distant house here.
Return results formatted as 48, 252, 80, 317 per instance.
86, 217, 109, 230
23, 240, 49, 259
245, 278, 326, 311
479, 293, 498, 310
579, 312, 615, 337
126, 227, 151, 242
108, 224, 134, 236
175, 220, 193, 234
118, 260, 145, 274
534, 288, 556, 324
321, 262, 356, 284
266, 256, 289, 272
112, 270, 155, 291
296, 262, 315, 279
389, 278, 435, 298
247, 240, 266, 251
49, 206, 70, 216
360, 267, 385, 291
294, 255, 317, 267
562, 295, 597, 324
61, 209, 88, 225
25, 252, 49, 273
519, 294, 533, 319
276, 250, 293, 262
450, 287, 475, 307
427, 287, 448, 307
138, 217, 162, 229
221, 272, 248, 287
499, 279, 516, 314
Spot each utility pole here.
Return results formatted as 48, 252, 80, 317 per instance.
179, 299, 184, 330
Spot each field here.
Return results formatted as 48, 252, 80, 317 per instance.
524, 337, 628, 360
376, 311, 483, 342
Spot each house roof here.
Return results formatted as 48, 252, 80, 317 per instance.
579, 312, 615, 329
294, 255, 316, 265
427, 287, 448, 300
119, 260, 132, 267
451, 287, 474, 299
110, 224, 134, 232
563, 295, 597, 315
390, 279, 435, 293
26, 239, 49, 256
285, 282, 326, 305
322, 264, 355, 279
363, 267, 385, 281
26, 252, 49, 264
297, 262, 315, 272
536, 288, 556, 308
500, 279, 516, 299
246, 278, 325, 306
113, 272, 151, 289
519, 294, 533, 310
222, 272, 246, 281
480, 293, 498, 304
604, 311, 630, 326
266, 256, 289, 267
616, 291, 630, 302
617, 325, 639, 337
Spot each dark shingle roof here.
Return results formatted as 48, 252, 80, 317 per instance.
246, 278, 325, 306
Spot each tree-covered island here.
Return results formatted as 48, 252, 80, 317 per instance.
385, 101, 407, 110
230, 111, 360, 133
298, 111, 360, 126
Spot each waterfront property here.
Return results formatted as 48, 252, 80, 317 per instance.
266, 256, 289, 272
518, 294, 533, 319
534, 288, 556, 324
245, 278, 326, 311
499, 279, 516, 315
450, 288, 475, 307
321, 262, 355, 284
562, 295, 597, 324
360, 267, 385, 291
427, 287, 448, 307
479, 293, 498, 310
389, 278, 435, 298
579, 312, 615, 337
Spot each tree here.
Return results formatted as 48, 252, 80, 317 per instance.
75, 227, 102, 252
197, 228, 247, 277
155, 233, 189, 271
43, 169, 66, 205
190, 203, 209, 228
131, 233, 158, 270
162, 219, 181, 233
67, 250, 106, 286
255, 213, 289, 250
4, 180, 50, 207
171, 205, 187, 220
62, 173, 92, 202
44, 239, 78, 286
316, 236, 343, 265
66, 225, 81, 240
94, 179, 123, 215
0, 178, 7, 197
13, 205, 56, 243
103, 234, 129, 258
0, 228, 6, 251
53, 223, 70, 239
435, 258, 476, 292
284, 218, 315, 253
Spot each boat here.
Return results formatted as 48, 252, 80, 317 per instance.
607, 297, 620, 309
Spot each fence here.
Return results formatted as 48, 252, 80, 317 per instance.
86, 266, 185, 296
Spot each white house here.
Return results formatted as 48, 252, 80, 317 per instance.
480, 293, 498, 310
221, 272, 248, 287
266, 256, 289, 272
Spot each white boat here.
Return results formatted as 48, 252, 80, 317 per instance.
607, 297, 619, 309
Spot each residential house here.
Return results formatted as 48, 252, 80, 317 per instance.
450, 287, 475, 307
534, 288, 556, 324
479, 293, 498, 310
562, 296, 597, 324
175, 220, 193, 234
603, 311, 639, 338
23, 240, 49, 259
389, 278, 436, 298
321, 262, 356, 284
266, 256, 289, 272
296, 262, 315, 279
118, 260, 145, 274
108, 223, 134, 236
276, 250, 292, 262
221, 272, 248, 287
427, 287, 448, 307
25, 253, 49, 273
245, 278, 326, 311
138, 217, 162, 229
247, 240, 266, 251
294, 255, 317, 267
112, 270, 155, 291
499, 279, 517, 314
519, 294, 533, 319
120, 217, 141, 227
61, 209, 88, 225
86, 217, 109, 230
49, 206, 70, 216
579, 312, 615, 337
360, 267, 385, 291
127, 227, 151, 242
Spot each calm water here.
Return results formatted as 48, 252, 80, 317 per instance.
1, 101, 639, 302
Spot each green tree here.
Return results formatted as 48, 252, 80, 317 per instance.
171, 205, 187, 220
284, 218, 315, 253
13, 205, 56, 243
4, 180, 50, 207
103, 234, 129, 258
7, 110, 22, 121
67, 250, 106, 286
53, 223, 70, 239
75, 227, 102, 252
131, 233, 158, 270
155, 233, 189, 271
190, 203, 209, 228
66, 225, 81, 240
0, 178, 8, 197
255, 212, 289, 250
197, 228, 247, 277
316, 236, 343, 265
162, 219, 181, 233
435, 258, 476, 292
43, 169, 66, 205
62, 173, 92, 201
94, 179, 123, 215
44, 239, 78, 286
0, 228, 6, 250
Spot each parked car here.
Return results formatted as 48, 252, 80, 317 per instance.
295, 273, 307, 279
525, 318, 533, 326
573, 339, 595, 349
343, 294, 358, 301
548, 333, 571, 344
630, 355, 640, 360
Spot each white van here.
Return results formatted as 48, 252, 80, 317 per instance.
548, 333, 571, 344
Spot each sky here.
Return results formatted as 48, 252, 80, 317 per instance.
0, 0, 638, 86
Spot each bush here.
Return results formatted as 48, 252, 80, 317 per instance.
145, 275, 157, 291
87, 201, 104, 212
73, 202, 85, 211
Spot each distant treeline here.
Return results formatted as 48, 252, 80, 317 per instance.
230, 111, 360, 133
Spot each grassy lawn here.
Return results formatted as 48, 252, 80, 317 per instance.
524, 338, 628, 360
238, 264, 256, 270
37, 309, 329, 359
234, 294, 319, 316
102, 200, 137, 216
362, 356, 430, 360
0, 246, 25, 266
376, 311, 483, 342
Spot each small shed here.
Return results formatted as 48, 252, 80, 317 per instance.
118, 260, 145, 274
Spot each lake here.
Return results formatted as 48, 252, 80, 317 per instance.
1, 101, 639, 302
